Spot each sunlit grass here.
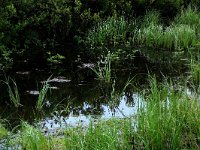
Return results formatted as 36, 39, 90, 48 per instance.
134, 77, 200, 149
64, 119, 133, 150
20, 122, 52, 150
0, 122, 8, 140
164, 24, 196, 50
174, 6, 200, 30
89, 51, 112, 83
36, 79, 50, 111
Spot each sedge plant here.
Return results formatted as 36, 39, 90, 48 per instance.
2, 76, 21, 108
90, 51, 112, 83
134, 77, 200, 149
36, 79, 50, 111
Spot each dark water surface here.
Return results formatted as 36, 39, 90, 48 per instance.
0, 69, 146, 132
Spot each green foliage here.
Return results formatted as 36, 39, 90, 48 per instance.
135, 77, 200, 149
174, 6, 200, 36
0, 0, 72, 69
47, 53, 65, 65
135, 10, 198, 51
85, 16, 133, 56
36, 80, 50, 111
0, 45, 13, 70
64, 119, 133, 150
189, 56, 200, 86
89, 52, 112, 83
164, 24, 196, 50
0, 122, 8, 140
3, 76, 21, 108
21, 122, 51, 150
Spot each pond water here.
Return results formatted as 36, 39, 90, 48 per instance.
0, 69, 146, 133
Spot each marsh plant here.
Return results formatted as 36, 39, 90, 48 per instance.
90, 51, 112, 83
1, 77, 200, 150
189, 57, 200, 87
86, 16, 130, 54
36, 80, 50, 111
174, 6, 200, 30
0, 122, 8, 140
133, 9, 199, 52
20, 122, 52, 150
165, 24, 196, 50
134, 77, 200, 149
3, 76, 21, 108
64, 119, 133, 150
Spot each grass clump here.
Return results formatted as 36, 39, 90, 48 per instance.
189, 57, 200, 87
164, 24, 196, 50
0, 122, 8, 140
20, 122, 52, 150
134, 77, 200, 149
90, 51, 112, 83
64, 119, 133, 150
36, 80, 50, 111
85, 16, 130, 55
2, 76, 21, 108
174, 6, 200, 29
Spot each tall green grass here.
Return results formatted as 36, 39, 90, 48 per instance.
0, 122, 8, 140
86, 16, 129, 54
164, 24, 196, 50
134, 77, 200, 149
36, 80, 50, 111
64, 119, 133, 150
20, 122, 52, 150
135, 10, 197, 50
89, 51, 112, 83
3, 77, 21, 108
189, 56, 200, 87
174, 6, 200, 30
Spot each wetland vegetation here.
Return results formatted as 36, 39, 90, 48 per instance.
0, 0, 200, 149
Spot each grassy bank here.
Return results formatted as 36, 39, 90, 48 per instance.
1, 77, 199, 150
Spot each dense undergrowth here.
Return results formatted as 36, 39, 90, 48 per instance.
0, 0, 200, 72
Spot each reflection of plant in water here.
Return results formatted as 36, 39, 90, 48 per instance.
108, 77, 135, 111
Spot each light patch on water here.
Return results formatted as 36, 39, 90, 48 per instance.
37, 93, 145, 135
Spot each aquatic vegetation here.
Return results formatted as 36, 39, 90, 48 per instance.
85, 16, 130, 55
140, 10, 161, 28
64, 119, 133, 150
137, 23, 163, 48
20, 122, 52, 150
1, 76, 200, 149
189, 57, 200, 87
36, 80, 50, 111
174, 6, 200, 30
89, 51, 112, 83
2, 76, 21, 108
0, 122, 8, 140
165, 24, 196, 50
134, 78, 200, 149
